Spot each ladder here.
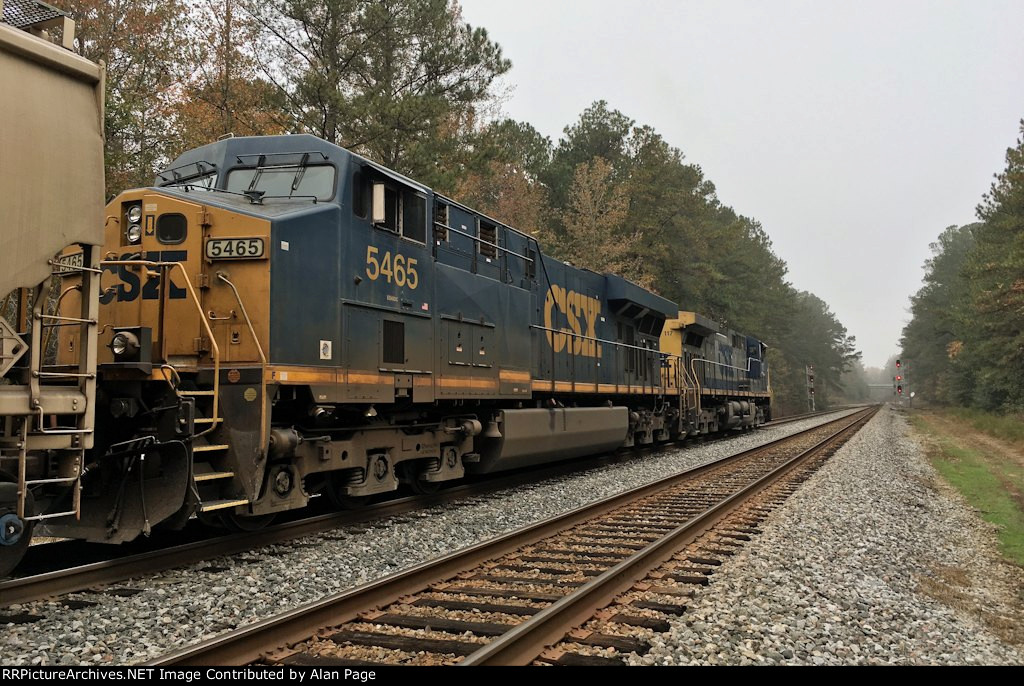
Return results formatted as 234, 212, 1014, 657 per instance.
14, 244, 100, 523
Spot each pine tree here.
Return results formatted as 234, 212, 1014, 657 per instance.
963, 121, 1024, 410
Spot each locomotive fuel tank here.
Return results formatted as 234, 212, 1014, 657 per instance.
472, 406, 630, 473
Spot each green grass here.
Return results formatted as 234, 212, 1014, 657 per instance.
911, 414, 1024, 566
946, 407, 1024, 445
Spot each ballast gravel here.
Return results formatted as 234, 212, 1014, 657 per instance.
1, 410, 857, 665
629, 407, 1024, 666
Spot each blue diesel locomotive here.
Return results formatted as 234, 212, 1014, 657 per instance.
15, 133, 770, 563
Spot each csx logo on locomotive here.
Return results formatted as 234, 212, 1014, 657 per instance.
543, 284, 603, 358
100, 250, 187, 303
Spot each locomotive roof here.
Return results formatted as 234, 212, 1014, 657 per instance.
605, 273, 677, 319
674, 311, 768, 348
158, 134, 539, 243
158, 134, 430, 194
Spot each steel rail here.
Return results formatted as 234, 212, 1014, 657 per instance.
0, 454, 641, 606
766, 406, 857, 426
459, 405, 877, 665
144, 406, 876, 667
2, 408, 856, 605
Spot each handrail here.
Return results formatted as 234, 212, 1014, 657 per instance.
101, 260, 221, 435
40, 284, 82, 356
689, 357, 704, 415
528, 323, 671, 356
433, 221, 535, 263
691, 355, 756, 374
215, 271, 268, 449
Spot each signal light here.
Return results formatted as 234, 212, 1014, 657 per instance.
897, 385, 903, 394
896, 359, 902, 368
896, 375, 902, 381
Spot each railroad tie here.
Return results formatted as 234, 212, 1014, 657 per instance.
527, 549, 631, 561
653, 571, 709, 586
363, 613, 512, 637
411, 597, 541, 616
462, 574, 585, 587
567, 629, 650, 654
326, 629, 482, 657
279, 653, 386, 667
538, 650, 626, 667
630, 600, 687, 616
494, 563, 602, 577
606, 613, 672, 632
430, 584, 564, 602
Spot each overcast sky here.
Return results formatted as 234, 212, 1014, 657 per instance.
458, 0, 1024, 369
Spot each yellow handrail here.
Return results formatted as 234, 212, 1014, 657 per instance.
100, 260, 221, 435
215, 271, 268, 448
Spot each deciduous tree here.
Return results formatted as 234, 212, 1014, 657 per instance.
64, 0, 191, 193
173, 0, 288, 151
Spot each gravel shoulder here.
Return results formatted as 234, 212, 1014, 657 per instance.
0, 411, 857, 665
633, 405, 1024, 666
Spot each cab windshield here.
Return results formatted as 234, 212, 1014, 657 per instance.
157, 161, 218, 191
226, 165, 336, 201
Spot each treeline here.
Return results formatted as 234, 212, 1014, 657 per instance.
902, 122, 1024, 412
60, 0, 859, 413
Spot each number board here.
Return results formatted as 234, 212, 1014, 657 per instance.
205, 237, 265, 260
55, 251, 85, 273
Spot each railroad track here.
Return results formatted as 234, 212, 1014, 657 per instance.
146, 405, 878, 667
1, 408, 851, 608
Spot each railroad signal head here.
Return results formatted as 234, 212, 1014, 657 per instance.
896, 359, 902, 368
896, 375, 902, 381
897, 385, 903, 394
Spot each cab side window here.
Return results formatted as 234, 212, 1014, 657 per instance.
352, 171, 369, 218
403, 193, 426, 243
368, 176, 426, 244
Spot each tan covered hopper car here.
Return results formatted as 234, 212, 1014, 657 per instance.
1, 10, 104, 575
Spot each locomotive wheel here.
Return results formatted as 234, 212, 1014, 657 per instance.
399, 462, 440, 495
197, 510, 230, 530
220, 510, 275, 532
0, 482, 34, 578
325, 473, 369, 510
405, 476, 440, 496
408, 480, 440, 495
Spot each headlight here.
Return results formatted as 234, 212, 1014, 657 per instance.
111, 333, 129, 356
126, 223, 142, 244
127, 205, 143, 223
111, 331, 139, 358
